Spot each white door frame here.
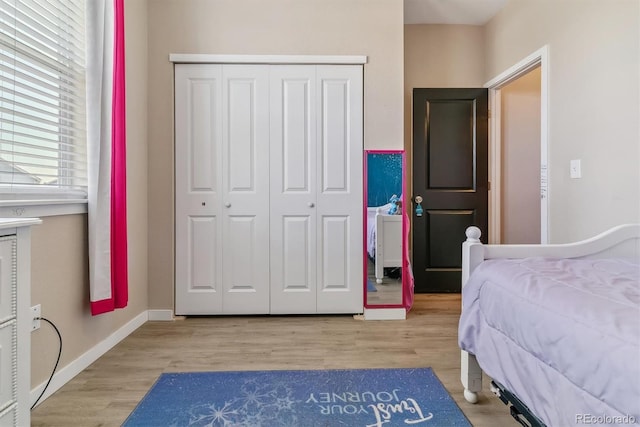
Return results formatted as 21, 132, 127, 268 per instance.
484, 45, 549, 244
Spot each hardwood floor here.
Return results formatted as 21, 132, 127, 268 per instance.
366, 258, 403, 305
31, 294, 515, 426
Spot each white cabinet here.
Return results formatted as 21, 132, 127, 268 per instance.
175, 63, 363, 315
0, 219, 40, 427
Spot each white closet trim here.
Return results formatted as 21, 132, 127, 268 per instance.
169, 54, 367, 65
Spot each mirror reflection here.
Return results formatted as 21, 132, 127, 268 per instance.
365, 151, 404, 306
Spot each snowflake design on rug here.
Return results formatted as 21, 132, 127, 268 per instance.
186, 402, 238, 426
170, 378, 299, 426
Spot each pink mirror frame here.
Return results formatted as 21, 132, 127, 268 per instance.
363, 150, 414, 312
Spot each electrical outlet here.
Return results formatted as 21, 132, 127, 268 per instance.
31, 304, 41, 331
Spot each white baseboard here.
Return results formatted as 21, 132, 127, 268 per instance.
363, 308, 406, 320
30, 310, 149, 408
148, 309, 174, 321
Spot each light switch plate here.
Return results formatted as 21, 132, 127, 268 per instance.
570, 159, 581, 179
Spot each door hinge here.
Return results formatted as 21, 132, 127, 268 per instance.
488, 109, 491, 119
488, 181, 491, 191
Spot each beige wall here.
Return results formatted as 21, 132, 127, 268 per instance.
147, 0, 405, 309
30, 215, 144, 386
30, 0, 149, 388
404, 24, 486, 89
501, 67, 541, 244
485, 0, 640, 242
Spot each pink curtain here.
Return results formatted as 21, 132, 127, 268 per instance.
89, 0, 128, 315
402, 153, 414, 313
402, 210, 415, 312
109, 0, 128, 311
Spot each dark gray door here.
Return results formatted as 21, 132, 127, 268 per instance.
412, 88, 488, 293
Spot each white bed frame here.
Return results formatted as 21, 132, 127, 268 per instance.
374, 209, 403, 284
460, 223, 640, 404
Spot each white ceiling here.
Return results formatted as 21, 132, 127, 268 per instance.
404, 0, 508, 25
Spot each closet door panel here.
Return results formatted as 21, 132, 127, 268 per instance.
222, 65, 270, 314
226, 216, 261, 288
274, 215, 313, 306
321, 216, 349, 287
269, 66, 317, 314
228, 82, 258, 191
321, 82, 348, 192
316, 65, 363, 313
189, 217, 218, 288
175, 64, 223, 315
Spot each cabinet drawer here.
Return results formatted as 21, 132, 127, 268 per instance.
0, 238, 16, 321
0, 321, 16, 412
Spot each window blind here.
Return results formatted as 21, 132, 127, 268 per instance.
0, 0, 87, 198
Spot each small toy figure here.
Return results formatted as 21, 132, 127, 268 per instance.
388, 194, 400, 215
414, 195, 423, 217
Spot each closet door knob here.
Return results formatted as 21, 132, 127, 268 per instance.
224, 202, 231, 208
308, 202, 315, 208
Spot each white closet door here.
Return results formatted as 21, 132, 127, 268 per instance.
221, 65, 270, 314
175, 64, 224, 315
269, 66, 317, 314
315, 65, 364, 313
176, 63, 363, 315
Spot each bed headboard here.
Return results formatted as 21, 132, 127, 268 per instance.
462, 224, 640, 287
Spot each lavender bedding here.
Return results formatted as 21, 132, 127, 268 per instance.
459, 257, 640, 426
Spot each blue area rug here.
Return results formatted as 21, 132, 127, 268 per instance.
367, 278, 377, 292
123, 367, 471, 427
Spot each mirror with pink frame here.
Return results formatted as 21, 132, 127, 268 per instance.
364, 150, 410, 308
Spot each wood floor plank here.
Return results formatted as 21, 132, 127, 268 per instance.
31, 294, 515, 426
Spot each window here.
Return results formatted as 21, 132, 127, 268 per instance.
0, 0, 87, 200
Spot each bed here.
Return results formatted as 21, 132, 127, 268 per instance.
458, 224, 640, 427
366, 205, 402, 284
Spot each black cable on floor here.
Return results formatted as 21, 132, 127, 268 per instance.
30, 317, 62, 410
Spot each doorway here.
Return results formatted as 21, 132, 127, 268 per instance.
409, 47, 549, 293
499, 66, 542, 244
486, 46, 549, 244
